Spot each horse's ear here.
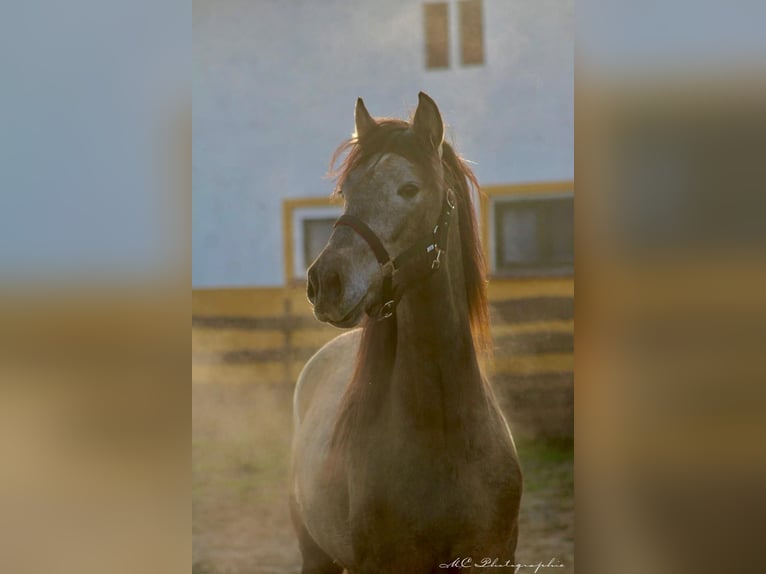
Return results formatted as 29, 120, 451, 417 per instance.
354, 97, 376, 140
412, 91, 444, 157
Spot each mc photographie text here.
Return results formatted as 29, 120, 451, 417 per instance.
439, 557, 565, 572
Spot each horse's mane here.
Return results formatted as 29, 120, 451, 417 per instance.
326, 118, 491, 454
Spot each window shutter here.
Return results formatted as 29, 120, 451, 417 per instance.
459, 0, 484, 65
424, 3, 450, 69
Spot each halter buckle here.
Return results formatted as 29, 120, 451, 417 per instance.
378, 300, 395, 320
381, 259, 396, 276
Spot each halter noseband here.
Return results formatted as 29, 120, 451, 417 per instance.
333, 187, 457, 320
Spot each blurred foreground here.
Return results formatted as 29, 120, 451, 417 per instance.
192, 382, 573, 574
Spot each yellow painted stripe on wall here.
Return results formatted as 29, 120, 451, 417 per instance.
191, 278, 574, 321
285, 279, 574, 305
192, 287, 288, 317
286, 288, 314, 311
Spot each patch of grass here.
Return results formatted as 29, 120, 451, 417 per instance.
517, 436, 573, 462
516, 437, 573, 494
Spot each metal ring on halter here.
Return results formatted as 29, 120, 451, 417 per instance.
431, 249, 444, 270
378, 300, 395, 320
446, 187, 456, 209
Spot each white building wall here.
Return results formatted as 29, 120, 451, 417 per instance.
193, 0, 573, 287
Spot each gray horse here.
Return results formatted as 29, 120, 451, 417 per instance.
290, 93, 522, 573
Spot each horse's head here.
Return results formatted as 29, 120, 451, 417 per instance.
307, 92, 449, 327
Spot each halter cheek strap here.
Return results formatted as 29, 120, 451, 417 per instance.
333, 188, 457, 320
333, 214, 391, 268
333, 213, 397, 319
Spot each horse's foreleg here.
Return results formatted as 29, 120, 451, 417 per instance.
289, 495, 344, 574
506, 519, 519, 565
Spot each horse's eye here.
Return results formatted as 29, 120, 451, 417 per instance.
397, 183, 420, 199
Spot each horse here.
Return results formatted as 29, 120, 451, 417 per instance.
289, 92, 522, 573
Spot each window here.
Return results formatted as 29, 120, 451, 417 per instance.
283, 199, 343, 284
302, 218, 336, 270
424, 2, 449, 69
424, 1, 484, 69
491, 193, 573, 277
459, 0, 484, 65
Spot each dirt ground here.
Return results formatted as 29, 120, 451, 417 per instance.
192, 383, 573, 574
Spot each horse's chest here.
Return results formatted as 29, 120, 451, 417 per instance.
349, 436, 517, 544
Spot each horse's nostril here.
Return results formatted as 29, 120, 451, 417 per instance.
325, 270, 342, 302
307, 267, 318, 304
307, 265, 343, 307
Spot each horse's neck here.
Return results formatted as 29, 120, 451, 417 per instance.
387, 247, 486, 438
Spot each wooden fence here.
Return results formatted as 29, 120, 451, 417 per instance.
192, 279, 573, 438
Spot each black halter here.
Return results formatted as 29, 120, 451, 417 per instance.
334, 188, 457, 320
